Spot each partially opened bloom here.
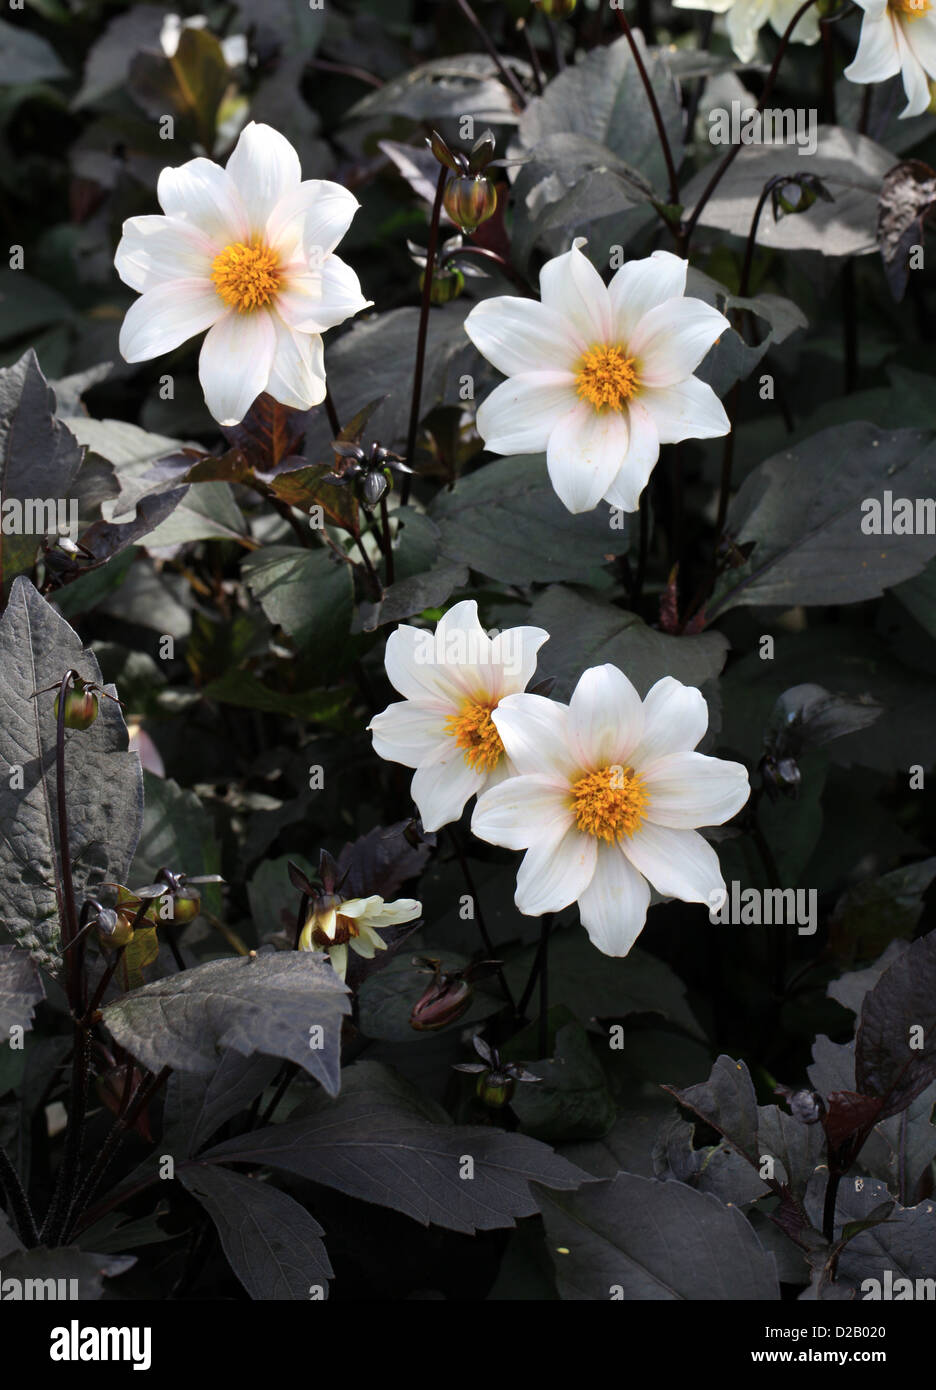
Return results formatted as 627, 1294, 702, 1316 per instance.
471, 666, 750, 956
299, 893, 421, 980
673, 0, 820, 64
368, 600, 549, 832
115, 121, 370, 425
844, 0, 936, 118
464, 244, 730, 515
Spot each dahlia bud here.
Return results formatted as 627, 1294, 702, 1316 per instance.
475, 1072, 515, 1108
534, 0, 577, 17
443, 175, 498, 235
410, 958, 472, 1031
420, 264, 465, 304
160, 886, 201, 923
55, 679, 99, 730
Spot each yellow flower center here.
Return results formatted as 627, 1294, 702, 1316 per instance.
890, 0, 930, 15
571, 765, 648, 843
444, 699, 504, 772
576, 344, 638, 412
210, 241, 281, 312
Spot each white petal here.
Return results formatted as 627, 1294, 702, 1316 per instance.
843, 10, 899, 84
225, 121, 302, 239
276, 256, 371, 334
119, 280, 224, 362
900, 11, 936, 76
328, 943, 349, 979
489, 625, 549, 695
726, 0, 773, 62
198, 310, 276, 425
895, 19, 933, 115
641, 375, 730, 445
643, 751, 750, 828
629, 298, 731, 388
601, 399, 660, 512
368, 701, 449, 769
515, 824, 597, 916
633, 677, 709, 764
464, 296, 580, 375
769, 0, 821, 43
157, 157, 249, 245
383, 624, 466, 707
267, 180, 362, 262
622, 822, 727, 905
265, 316, 327, 410
476, 374, 579, 455
115, 215, 216, 293
538, 243, 612, 344
491, 692, 579, 780
365, 898, 422, 928
546, 400, 629, 514
609, 250, 688, 344
568, 663, 644, 773
410, 754, 487, 832
577, 844, 651, 957
472, 774, 574, 850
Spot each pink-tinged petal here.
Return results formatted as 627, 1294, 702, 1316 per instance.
629, 298, 730, 388
609, 250, 688, 344
633, 677, 709, 765
492, 692, 579, 781
267, 180, 362, 261
538, 243, 612, 345
844, 8, 900, 83
515, 824, 597, 915
225, 121, 302, 239
276, 256, 371, 334
369, 701, 449, 770
476, 374, 579, 455
490, 625, 550, 695
640, 375, 730, 445
546, 400, 629, 514
643, 751, 750, 829
118, 280, 224, 362
577, 844, 651, 957
115, 215, 216, 293
464, 296, 580, 375
265, 317, 326, 410
383, 624, 468, 707
410, 754, 487, 831
621, 822, 726, 905
198, 309, 276, 426
569, 663, 644, 770
471, 774, 574, 851
157, 157, 248, 245
601, 399, 660, 512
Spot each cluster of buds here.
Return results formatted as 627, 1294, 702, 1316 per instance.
453, 1034, 540, 1109
324, 439, 413, 510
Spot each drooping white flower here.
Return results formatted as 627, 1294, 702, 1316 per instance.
115, 121, 370, 425
470, 665, 750, 957
299, 893, 421, 980
463, 244, 730, 516
368, 600, 549, 833
673, 0, 820, 65
844, 0, 936, 118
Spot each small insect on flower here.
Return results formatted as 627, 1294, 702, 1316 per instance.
368, 599, 549, 832
471, 666, 750, 957
114, 121, 371, 425
464, 242, 730, 515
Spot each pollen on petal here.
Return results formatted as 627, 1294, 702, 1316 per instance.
211, 241, 281, 312
890, 0, 930, 17
576, 344, 638, 412
444, 699, 504, 772
571, 765, 648, 843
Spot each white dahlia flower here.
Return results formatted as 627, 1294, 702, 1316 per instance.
114, 121, 370, 425
464, 244, 730, 516
299, 894, 421, 980
844, 0, 936, 118
470, 666, 750, 957
673, 0, 820, 65
368, 600, 549, 833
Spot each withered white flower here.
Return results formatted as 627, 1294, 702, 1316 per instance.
368, 600, 549, 833
299, 894, 421, 980
471, 666, 750, 957
672, 0, 820, 65
844, 0, 936, 118
114, 121, 370, 425
464, 244, 730, 516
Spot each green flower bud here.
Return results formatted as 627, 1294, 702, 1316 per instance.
54, 681, 99, 730
443, 175, 498, 235
420, 265, 465, 304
